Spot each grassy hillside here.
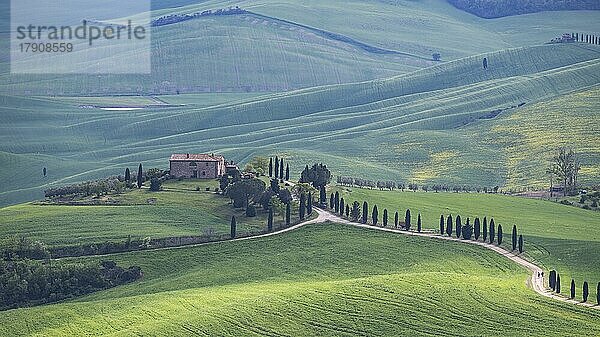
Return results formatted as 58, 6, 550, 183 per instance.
1, 43, 599, 206
0, 0, 598, 95
327, 186, 600, 300
1, 223, 599, 336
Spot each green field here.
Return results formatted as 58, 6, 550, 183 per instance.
1, 223, 598, 336
0, 178, 293, 248
328, 185, 600, 300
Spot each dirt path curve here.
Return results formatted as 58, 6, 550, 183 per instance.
313, 207, 599, 309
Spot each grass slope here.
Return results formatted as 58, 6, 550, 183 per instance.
1, 224, 599, 336
328, 186, 600, 300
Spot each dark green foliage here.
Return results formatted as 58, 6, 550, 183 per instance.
0, 259, 141, 310
489, 219, 495, 243
268, 208, 274, 232
372, 205, 379, 226
571, 279, 576, 299
556, 274, 561, 293
345, 204, 350, 217
226, 178, 266, 208
461, 220, 473, 240
307, 192, 313, 215
279, 158, 284, 179
270, 179, 280, 194
299, 163, 332, 188
549, 270, 556, 291
330, 193, 335, 209
278, 188, 292, 205
137, 163, 143, 188
351, 201, 361, 221
230, 216, 236, 239
518, 235, 523, 253
405, 209, 411, 231
440, 215, 444, 235
299, 193, 306, 220
417, 213, 422, 232
285, 164, 290, 181
334, 192, 340, 213
383, 209, 388, 227
1, 237, 50, 260
285, 203, 291, 226
149, 178, 162, 191
474, 217, 481, 240
274, 156, 279, 178
362, 201, 368, 224
396, 212, 400, 228
269, 158, 273, 177
320, 186, 326, 205
597, 282, 600, 305
245, 204, 257, 217
339, 197, 344, 216
512, 225, 517, 251
124, 167, 130, 182
483, 217, 488, 241
43, 167, 47, 177
220, 174, 230, 192
497, 224, 503, 245
446, 215, 453, 237
456, 215, 462, 238
583, 281, 589, 302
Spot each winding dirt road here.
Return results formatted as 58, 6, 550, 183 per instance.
311, 207, 599, 309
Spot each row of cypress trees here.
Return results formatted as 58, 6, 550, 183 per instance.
268, 156, 290, 181
438, 215, 524, 252
549, 270, 599, 304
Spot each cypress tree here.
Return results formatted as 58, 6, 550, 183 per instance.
439, 215, 444, 235
230, 216, 237, 238
362, 201, 368, 224
405, 209, 411, 231
307, 192, 313, 215
512, 225, 517, 251
268, 208, 274, 232
125, 167, 131, 182
489, 219, 495, 244
345, 204, 350, 217
395, 212, 399, 228
137, 163, 143, 189
483, 217, 488, 241
597, 282, 600, 305
518, 235, 523, 253
372, 205, 379, 225
330, 193, 335, 209
570, 279, 576, 299
299, 193, 306, 220
383, 209, 388, 227
285, 203, 291, 226
446, 215, 453, 237
320, 186, 326, 205
285, 164, 290, 181
334, 191, 340, 213
497, 224, 503, 245
549, 270, 556, 291
269, 158, 273, 177
274, 156, 279, 178
339, 197, 344, 216
279, 158, 284, 179
556, 274, 561, 293
474, 217, 480, 240
583, 281, 589, 302
417, 213, 422, 232
455, 215, 462, 238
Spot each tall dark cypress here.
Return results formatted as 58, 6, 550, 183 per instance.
274, 156, 279, 178
320, 186, 326, 205
570, 279, 576, 299
269, 158, 273, 177
512, 225, 517, 251
334, 192, 340, 213
339, 197, 344, 216
285, 203, 291, 226
383, 209, 388, 227
330, 193, 335, 209
446, 215, 453, 237
556, 274, 561, 293
405, 209, 411, 231
285, 164, 290, 181
439, 215, 444, 235
345, 204, 350, 217
125, 167, 131, 182
474, 217, 480, 240
417, 213, 422, 232
518, 235, 523, 253
307, 192, 313, 215
489, 219, 495, 244
455, 215, 462, 238
497, 224, 503, 245
362, 201, 368, 224
372, 205, 379, 225
583, 281, 589, 302
137, 163, 143, 189
268, 208, 274, 232
299, 193, 306, 220
279, 158, 284, 179
597, 282, 600, 305
483, 217, 488, 241
395, 212, 399, 228
549, 270, 556, 290
230, 216, 237, 239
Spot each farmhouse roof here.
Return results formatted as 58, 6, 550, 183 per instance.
169, 153, 224, 162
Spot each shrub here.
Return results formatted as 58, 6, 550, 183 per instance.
246, 204, 257, 217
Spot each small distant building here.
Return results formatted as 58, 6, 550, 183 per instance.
225, 161, 239, 175
169, 153, 226, 179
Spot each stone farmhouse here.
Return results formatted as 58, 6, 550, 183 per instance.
169, 153, 227, 179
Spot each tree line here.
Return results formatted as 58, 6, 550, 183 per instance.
549, 270, 599, 305
336, 176, 500, 194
